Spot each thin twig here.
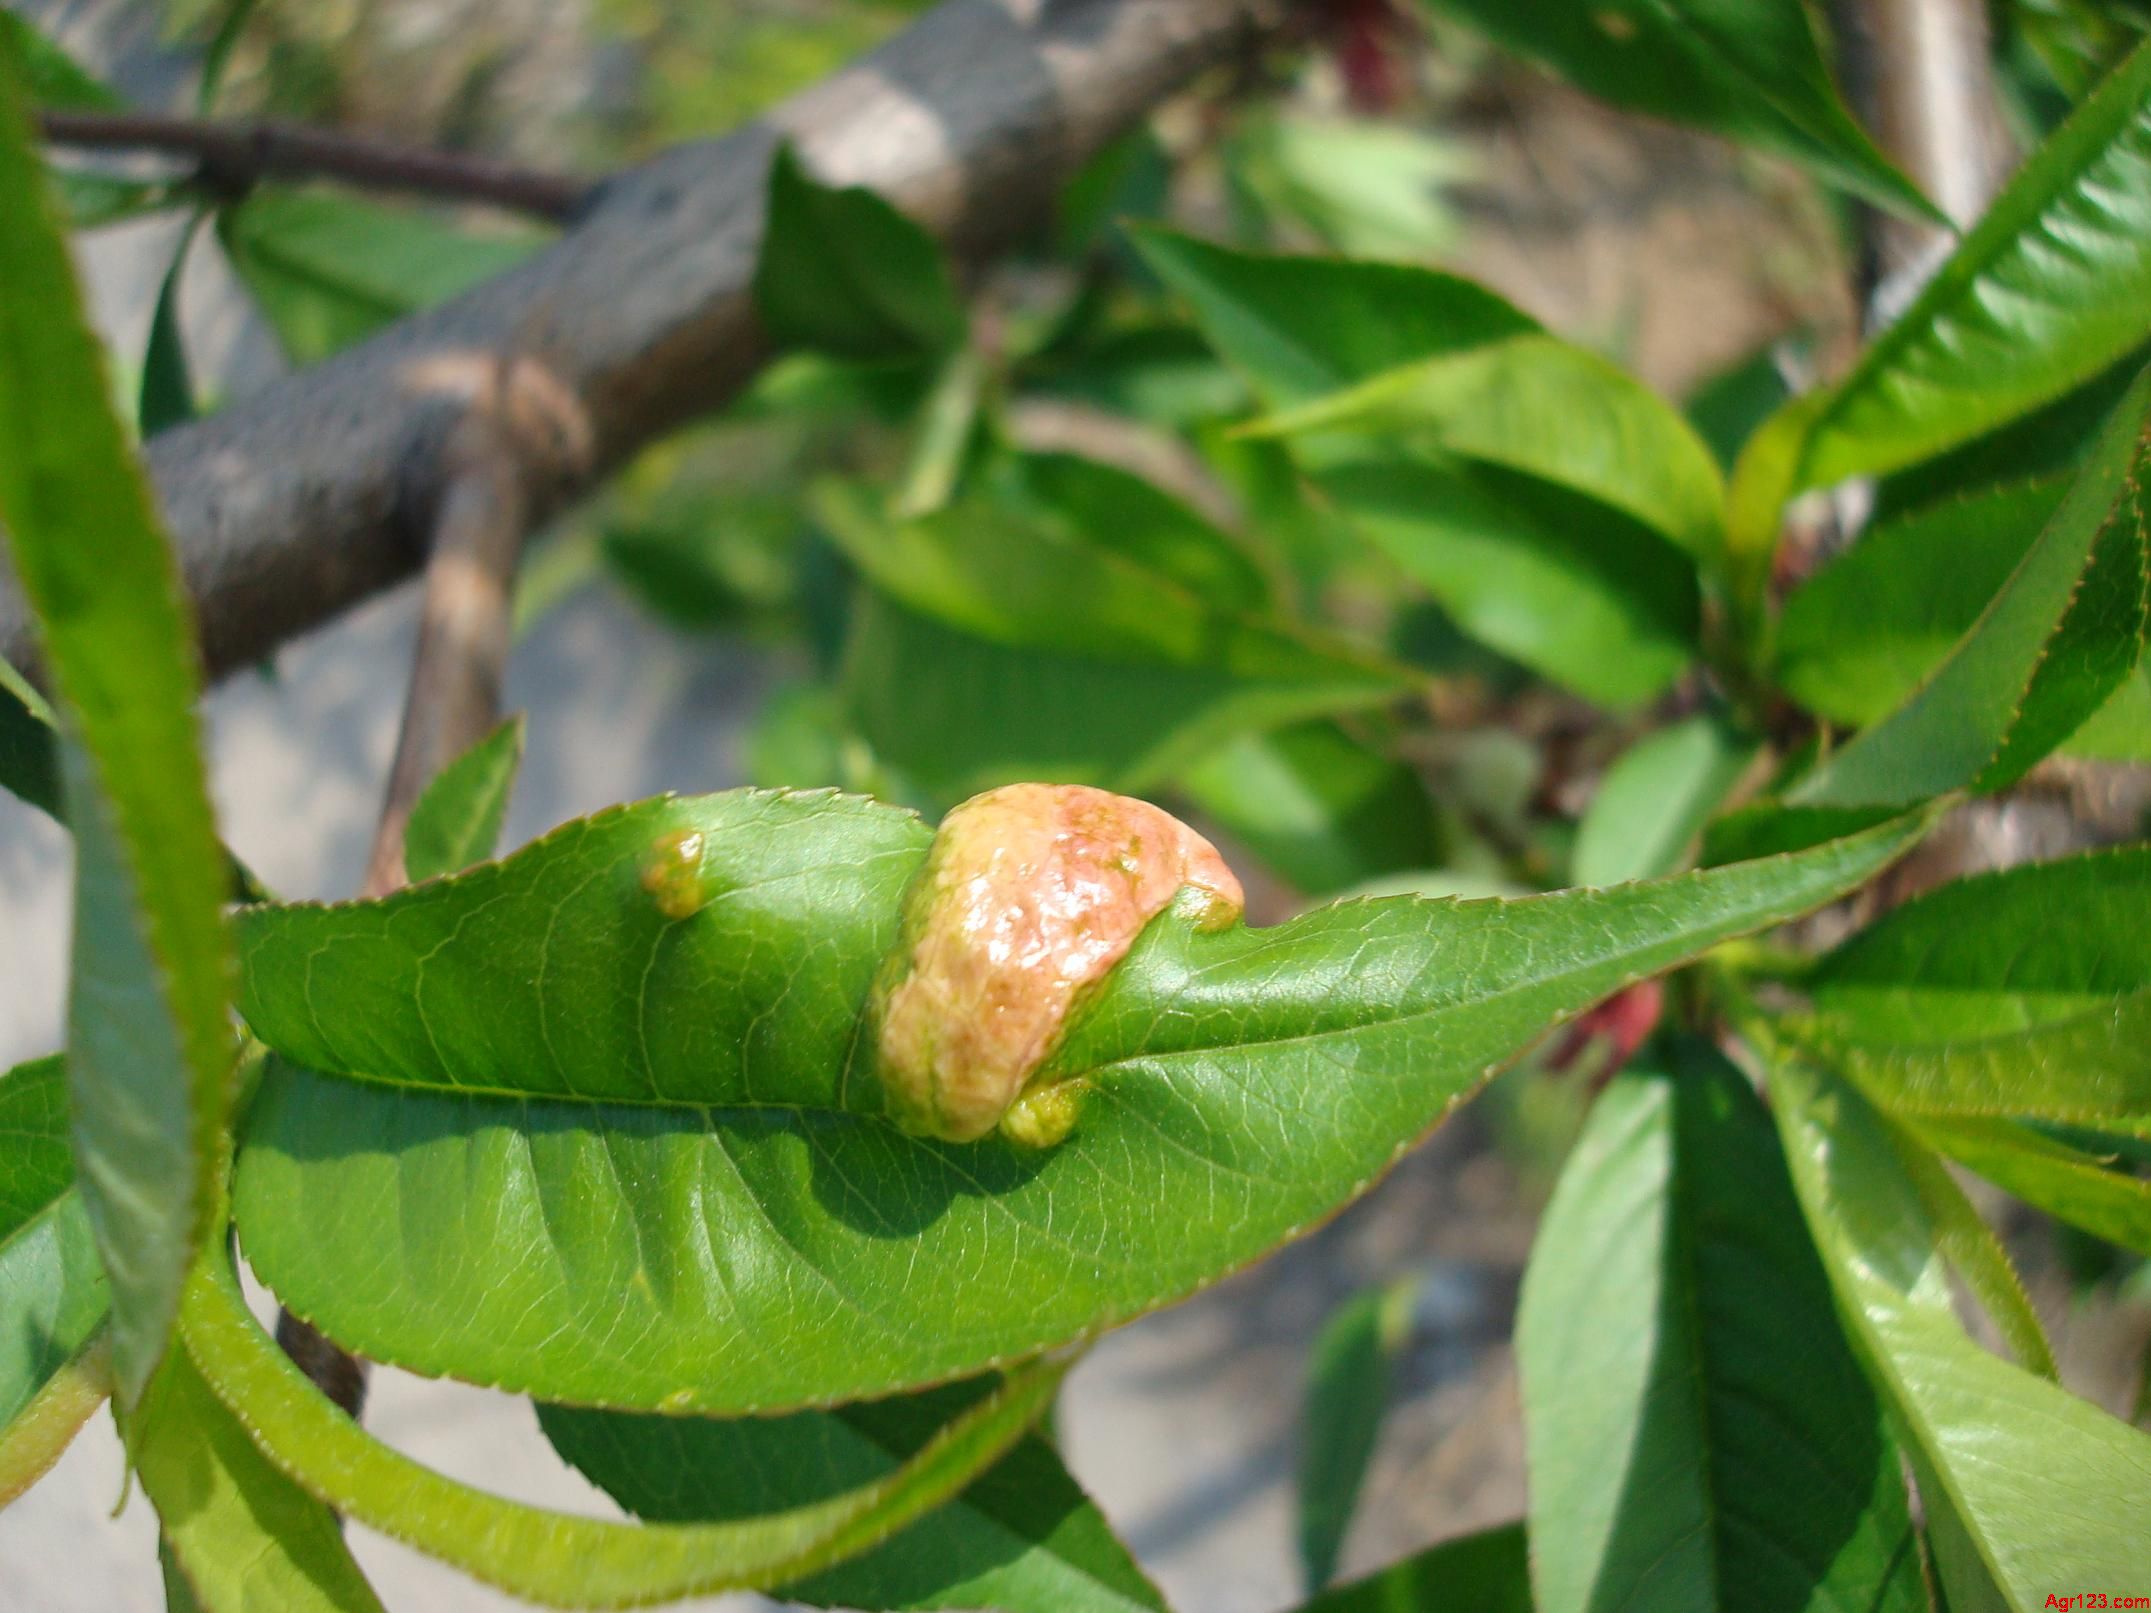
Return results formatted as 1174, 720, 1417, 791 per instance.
38, 108, 588, 221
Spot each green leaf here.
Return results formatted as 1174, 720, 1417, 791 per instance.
1912, 1115, 2151, 1256
0, 1056, 109, 1439
1417, 0, 1933, 218
754, 144, 966, 362
0, 1332, 107, 1510
1786, 362, 2151, 808
1765, 1052, 2151, 1602
0, 42, 235, 1408
1297, 1278, 1416, 1592
1573, 715, 1759, 886
1133, 230, 1539, 410
1807, 846, 2151, 1041
401, 713, 525, 884
1742, 38, 2151, 507
1293, 1521, 1531, 1613
0, 655, 61, 820
140, 214, 204, 438
176, 1253, 1070, 1609
134, 1336, 385, 1613
538, 1383, 1167, 1613
0, 12, 121, 110
219, 188, 543, 364
1314, 458, 1700, 708
230, 790, 1929, 1411
1179, 721, 1446, 898
1776, 478, 2072, 724
1250, 335, 1727, 564
1517, 1043, 1922, 1613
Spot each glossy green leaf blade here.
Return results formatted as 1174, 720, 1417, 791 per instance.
0, 1332, 108, 1510
0, 44, 234, 1407
1419, 0, 1930, 217
402, 713, 525, 884
1292, 1521, 1531, 1613
1316, 458, 1700, 708
1573, 715, 1758, 886
1793, 39, 2151, 491
754, 144, 965, 362
1787, 363, 2151, 808
1765, 1054, 2151, 1601
538, 1383, 1167, 1613
1517, 1044, 1921, 1613
1297, 1279, 1414, 1592
1777, 479, 2071, 726
1133, 230, 1539, 409
1808, 846, 2151, 1041
1913, 1116, 2151, 1256
1179, 722, 1445, 898
233, 798, 1928, 1412
0, 1056, 109, 1436
178, 1256, 1068, 1610
219, 188, 542, 364
1251, 335, 1727, 562
135, 1337, 386, 1613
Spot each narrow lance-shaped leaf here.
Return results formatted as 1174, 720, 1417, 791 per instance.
232, 788, 1930, 1412
176, 1252, 1070, 1611
1517, 1042, 1922, 1613
1786, 361, 2151, 808
0, 42, 234, 1407
1297, 1278, 1417, 1593
140, 214, 204, 438
0, 655, 61, 822
1764, 1052, 2151, 1603
539, 1382, 1168, 1613
1293, 1521, 1531, 1613
1910, 1116, 2151, 1257
1572, 714, 1759, 886
401, 713, 525, 883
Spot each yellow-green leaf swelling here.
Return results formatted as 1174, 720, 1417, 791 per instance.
0, 40, 234, 1407
176, 1254, 1069, 1610
1766, 1055, 2151, 1603
232, 790, 1928, 1411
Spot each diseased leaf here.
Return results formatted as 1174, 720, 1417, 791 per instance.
1297, 1279, 1416, 1592
1293, 1521, 1531, 1613
1418, 0, 1933, 217
231, 790, 1928, 1411
1573, 715, 1759, 886
1787, 362, 2151, 807
754, 144, 966, 362
1518, 1044, 1922, 1613
177, 1253, 1069, 1610
539, 1382, 1167, 1613
219, 188, 543, 364
0, 43, 234, 1407
134, 1337, 386, 1613
1765, 1052, 2151, 1603
402, 713, 525, 883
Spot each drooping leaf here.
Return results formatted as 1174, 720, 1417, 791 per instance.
1807, 846, 2151, 1041
754, 143, 966, 362
0, 43, 235, 1407
1250, 334, 1727, 564
538, 1382, 1167, 1613
0, 1056, 108, 1440
219, 188, 543, 364
133, 1336, 386, 1613
1727, 38, 2151, 589
401, 713, 525, 883
1416, 0, 1933, 217
177, 1253, 1069, 1609
1517, 1043, 1922, 1613
1786, 362, 2151, 808
1912, 1115, 2151, 1256
231, 789, 1928, 1411
1315, 457, 1700, 708
1573, 715, 1759, 886
1765, 1052, 2151, 1602
1297, 1278, 1417, 1592
1293, 1521, 1531, 1613
1179, 721, 1446, 898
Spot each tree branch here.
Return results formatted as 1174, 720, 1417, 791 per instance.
38, 109, 589, 220
0, 0, 1293, 685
